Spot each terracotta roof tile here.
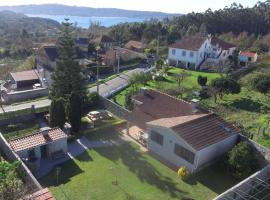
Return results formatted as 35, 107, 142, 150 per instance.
23, 188, 55, 200
240, 51, 257, 57
125, 40, 145, 50
211, 37, 236, 50
169, 113, 239, 150
130, 89, 207, 129
10, 70, 39, 82
9, 128, 67, 152
169, 36, 207, 51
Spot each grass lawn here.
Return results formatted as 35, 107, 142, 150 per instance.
0, 121, 40, 141
113, 67, 221, 107
40, 143, 238, 200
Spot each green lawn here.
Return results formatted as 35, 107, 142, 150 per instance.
0, 121, 40, 141
113, 67, 221, 107
40, 143, 238, 200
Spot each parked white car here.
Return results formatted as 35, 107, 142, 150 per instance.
33, 83, 41, 89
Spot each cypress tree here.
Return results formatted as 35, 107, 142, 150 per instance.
50, 98, 66, 129
67, 92, 82, 133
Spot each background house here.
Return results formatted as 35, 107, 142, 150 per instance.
125, 40, 146, 52
147, 113, 239, 173
8, 70, 40, 90
95, 35, 115, 50
168, 36, 236, 70
239, 51, 258, 66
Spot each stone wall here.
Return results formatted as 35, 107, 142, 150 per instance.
100, 96, 131, 120
0, 132, 42, 192
3, 87, 48, 103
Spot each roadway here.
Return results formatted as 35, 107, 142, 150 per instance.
0, 67, 148, 114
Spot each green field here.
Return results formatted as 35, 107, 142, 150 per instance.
113, 67, 221, 107
40, 142, 238, 200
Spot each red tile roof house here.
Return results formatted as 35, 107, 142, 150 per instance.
130, 89, 239, 173
239, 51, 258, 66
9, 128, 68, 172
168, 35, 235, 70
22, 188, 55, 200
125, 40, 146, 52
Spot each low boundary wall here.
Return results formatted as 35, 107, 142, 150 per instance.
0, 132, 42, 192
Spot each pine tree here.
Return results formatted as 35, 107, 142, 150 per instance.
50, 98, 66, 129
50, 19, 85, 100
67, 92, 82, 133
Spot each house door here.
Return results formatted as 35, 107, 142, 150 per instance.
41, 145, 47, 158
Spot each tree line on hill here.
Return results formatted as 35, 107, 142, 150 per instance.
108, 1, 270, 52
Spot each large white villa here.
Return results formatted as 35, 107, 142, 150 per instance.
168, 35, 236, 70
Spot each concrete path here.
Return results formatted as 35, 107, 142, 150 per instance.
36, 136, 127, 178
0, 67, 148, 114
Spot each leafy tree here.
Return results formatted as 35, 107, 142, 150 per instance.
0, 161, 25, 200
228, 142, 258, 179
125, 92, 134, 110
174, 70, 191, 87
252, 74, 270, 95
197, 75, 208, 87
155, 59, 164, 71
211, 77, 241, 100
50, 98, 66, 129
67, 93, 82, 133
162, 65, 170, 76
50, 19, 85, 100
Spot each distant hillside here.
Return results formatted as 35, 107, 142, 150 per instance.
0, 10, 60, 33
0, 4, 181, 19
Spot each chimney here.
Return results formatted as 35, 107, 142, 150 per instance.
191, 99, 200, 113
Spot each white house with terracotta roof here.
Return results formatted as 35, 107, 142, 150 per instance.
9, 128, 68, 170
239, 51, 258, 66
129, 89, 239, 173
168, 36, 236, 69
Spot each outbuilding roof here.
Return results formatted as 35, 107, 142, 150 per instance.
148, 113, 239, 150
240, 51, 257, 57
211, 37, 236, 50
125, 40, 145, 50
169, 36, 207, 51
10, 70, 39, 83
9, 128, 67, 152
23, 188, 55, 200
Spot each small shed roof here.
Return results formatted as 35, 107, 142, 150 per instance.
125, 40, 145, 50
148, 113, 239, 151
23, 188, 55, 200
10, 70, 39, 83
240, 51, 257, 57
9, 128, 67, 152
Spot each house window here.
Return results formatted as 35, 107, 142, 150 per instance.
174, 144, 195, 164
151, 130, 164, 146
182, 51, 186, 57
190, 52, 194, 58
172, 49, 176, 55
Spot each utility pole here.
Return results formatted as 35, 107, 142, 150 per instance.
117, 48, 120, 74
156, 35, 160, 59
96, 47, 100, 95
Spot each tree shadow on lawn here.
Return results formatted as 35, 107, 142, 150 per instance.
40, 158, 85, 187
186, 163, 240, 194
94, 143, 189, 199
227, 97, 269, 113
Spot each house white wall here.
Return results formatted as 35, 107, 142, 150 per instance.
148, 124, 238, 173
17, 146, 41, 159
168, 38, 211, 69
196, 134, 238, 169
47, 138, 68, 157
147, 125, 197, 172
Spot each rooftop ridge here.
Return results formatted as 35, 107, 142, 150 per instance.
9, 127, 60, 142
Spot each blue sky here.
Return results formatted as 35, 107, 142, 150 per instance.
0, 0, 261, 13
